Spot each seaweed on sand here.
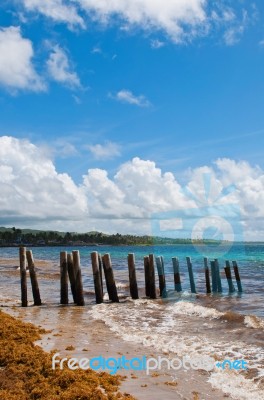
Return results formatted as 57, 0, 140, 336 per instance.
0, 310, 135, 400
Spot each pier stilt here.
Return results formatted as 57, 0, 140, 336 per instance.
210, 260, 218, 293
215, 259, 222, 293
26, 250, 41, 306
19, 247, 28, 307
232, 261, 243, 293
72, 250, 85, 306
156, 256, 166, 297
60, 251, 69, 305
204, 257, 211, 294
148, 254, 157, 299
144, 256, 151, 297
91, 252, 104, 304
186, 256, 196, 294
67, 253, 76, 303
224, 261, 236, 293
127, 253, 139, 300
102, 254, 119, 302
172, 257, 182, 292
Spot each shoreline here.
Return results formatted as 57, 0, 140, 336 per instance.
2, 302, 230, 400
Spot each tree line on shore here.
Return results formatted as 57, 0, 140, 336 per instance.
0, 226, 221, 246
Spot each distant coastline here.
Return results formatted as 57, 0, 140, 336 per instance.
0, 226, 262, 247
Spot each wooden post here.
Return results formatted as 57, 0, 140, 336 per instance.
26, 250, 41, 306
156, 256, 166, 297
160, 256, 165, 274
98, 253, 104, 298
60, 251, 69, 305
127, 253, 139, 299
204, 257, 211, 294
19, 247, 28, 307
224, 261, 236, 293
91, 252, 104, 304
232, 261, 243, 292
148, 254, 157, 299
67, 253, 77, 303
144, 256, 151, 297
172, 257, 182, 292
215, 259, 222, 293
102, 254, 119, 302
186, 256, 196, 293
210, 260, 218, 293
72, 250, 85, 306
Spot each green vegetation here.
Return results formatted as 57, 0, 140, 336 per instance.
0, 226, 225, 246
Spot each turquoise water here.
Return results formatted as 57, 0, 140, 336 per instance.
1, 243, 264, 316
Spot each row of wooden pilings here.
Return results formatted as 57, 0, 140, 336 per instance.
19, 247, 243, 307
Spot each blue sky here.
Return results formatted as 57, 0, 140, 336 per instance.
0, 1, 264, 239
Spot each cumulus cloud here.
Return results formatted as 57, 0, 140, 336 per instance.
20, 1, 253, 45
0, 26, 45, 92
76, 0, 208, 42
110, 90, 151, 107
23, 0, 85, 28
1, 136, 264, 240
46, 45, 81, 88
86, 141, 121, 160
0, 136, 87, 224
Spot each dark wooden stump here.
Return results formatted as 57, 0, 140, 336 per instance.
60, 251, 69, 305
102, 253, 119, 303
91, 252, 104, 304
26, 250, 41, 306
127, 253, 139, 300
72, 250, 85, 306
19, 247, 28, 307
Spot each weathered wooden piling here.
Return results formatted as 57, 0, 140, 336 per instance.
148, 254, 157, 299
156, 256, 166, 297
19, 246, 28, 307
98, 253, 104, 298
144, 256, 151, 297
232, 261, 243, 292
60, 251, 69, 305
186, 256, 196, 293
127, 253, 139, 300
215, 259, 223, 293
204, 257, 211, 294
224, 261, 236, 293
72, 250, 85, 306
160, 256, 165, 274
26, 250, 41, 306
210, 260, 218, 293
91, 252, 104, 304
172, 257, 182, 292
102, 254, 119, 302
67, 253, 76, 303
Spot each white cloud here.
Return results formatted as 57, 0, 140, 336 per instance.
76, 0, 208, 43
0, 136, 87, 224
1, 136, 264, 240
0, 26, 45, 92
86, 141, 121, 160
223, 9, 248, 46
110, 90, 151, 107
23, 0, 85, 29
46, 45, 81, 88
150, 39, 165, 49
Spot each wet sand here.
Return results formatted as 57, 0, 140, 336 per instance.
3, 304, 229, 400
